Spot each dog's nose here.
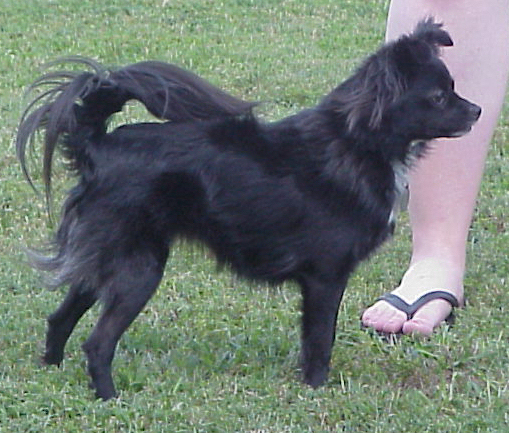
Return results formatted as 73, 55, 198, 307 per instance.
470, 104, 482, 120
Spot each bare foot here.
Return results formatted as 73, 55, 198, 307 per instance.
361, 258, 464, 336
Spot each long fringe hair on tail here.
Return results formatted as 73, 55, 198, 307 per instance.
17, 56, 258, 201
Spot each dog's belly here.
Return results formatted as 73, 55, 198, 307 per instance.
193, 187, 384, 283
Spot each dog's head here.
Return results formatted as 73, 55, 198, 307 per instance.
322, 18, 481, 146
386, 19, 481, 141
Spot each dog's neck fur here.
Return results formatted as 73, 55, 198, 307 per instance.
321, 113, 430, 226
265, 108, 431, 229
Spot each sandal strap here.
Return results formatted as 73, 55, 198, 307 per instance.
377, 290, 460, 320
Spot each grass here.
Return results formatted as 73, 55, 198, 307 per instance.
1, 0, 509, 431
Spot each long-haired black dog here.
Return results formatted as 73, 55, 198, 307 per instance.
17, 19, 480, 400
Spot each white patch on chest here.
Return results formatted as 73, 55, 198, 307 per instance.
389, 160, 409, 224
388, 140, 426, 224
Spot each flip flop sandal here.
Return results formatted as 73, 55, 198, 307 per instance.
377, 290, 460, 326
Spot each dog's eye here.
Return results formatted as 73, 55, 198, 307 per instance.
429, 91, 447, 107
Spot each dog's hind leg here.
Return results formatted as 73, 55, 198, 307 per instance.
43, 285, 97, 366
299, 273, 348, 388
82, 252, 167, 400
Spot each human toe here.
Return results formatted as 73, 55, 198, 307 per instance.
362, 301, 407, 333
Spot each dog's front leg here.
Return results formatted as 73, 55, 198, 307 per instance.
299, 273, 347, 388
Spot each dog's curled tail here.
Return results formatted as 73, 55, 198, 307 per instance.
16, 56, 257, 195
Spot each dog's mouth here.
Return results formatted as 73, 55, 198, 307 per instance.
445, 117, 480, 138
446, 103, 482, 138
449, 126, 473, 138
448, 121, 479, 138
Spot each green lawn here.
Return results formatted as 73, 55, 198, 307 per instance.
1, 1, 509, 431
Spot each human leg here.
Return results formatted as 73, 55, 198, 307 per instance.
362, 0, 509, 335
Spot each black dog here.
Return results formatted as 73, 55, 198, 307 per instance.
17, 19, 480, 400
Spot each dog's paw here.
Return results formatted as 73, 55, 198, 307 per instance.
41, 351, 64, 367
302, 363, 329, 389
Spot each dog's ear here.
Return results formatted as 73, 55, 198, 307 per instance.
391, 38, 434, 68
412, 17, 453, 50
320, 51, 406, 132
390, 18, 452, 74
